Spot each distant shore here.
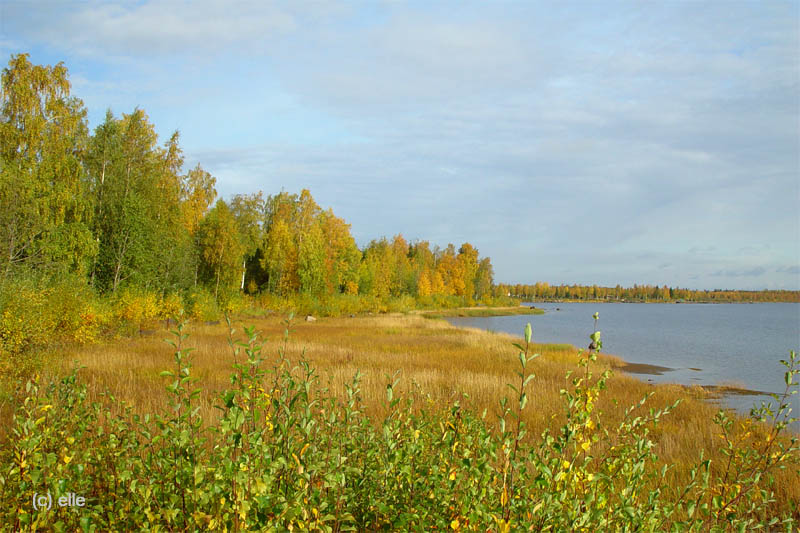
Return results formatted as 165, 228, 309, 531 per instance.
523, 299, 798, 304
418, 305, 545, 319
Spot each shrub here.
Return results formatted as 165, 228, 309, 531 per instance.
158, 293, 184, 320
113, 289, 160, 325
0, 274, 100, 376
0, 315, 796, 530
185, 287, 220, 321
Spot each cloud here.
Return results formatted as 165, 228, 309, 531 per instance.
711, 267, 768, 278
777, 265, 800, 275
4, 1, 299, 59
1, 1, 796, 289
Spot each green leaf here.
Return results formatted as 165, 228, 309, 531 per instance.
712, 495, 721, 509
524, 323, 532, 344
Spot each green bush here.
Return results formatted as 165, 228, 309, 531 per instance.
1, 316, 797, 531
184, 287, 220, 321
0, 274, 100, 377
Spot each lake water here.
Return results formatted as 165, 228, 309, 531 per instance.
446, 302, 800, 430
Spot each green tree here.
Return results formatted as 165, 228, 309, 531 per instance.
197, 200, 245, 299
0, 53, 94, 276
474, 257, 494, 300
230, 191, 265, 291
298, 221, 326, 295
457, 242, 479, 301
87, 109, 161, 291
85, 108, 190, 293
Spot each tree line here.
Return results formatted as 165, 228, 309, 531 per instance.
498, 282, 800, 303
0, 54, 495, 304
3, 54, 795, 308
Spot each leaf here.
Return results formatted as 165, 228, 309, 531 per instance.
524, 323, 532, 344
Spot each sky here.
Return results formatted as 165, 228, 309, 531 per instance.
1, 1, 798, 290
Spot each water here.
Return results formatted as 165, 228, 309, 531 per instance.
446, 302, 800, 431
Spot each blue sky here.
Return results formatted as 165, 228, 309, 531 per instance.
1, 1, 798, 289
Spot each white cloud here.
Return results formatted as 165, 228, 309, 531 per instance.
1, 1, 797, 288
7, 0, 298, 59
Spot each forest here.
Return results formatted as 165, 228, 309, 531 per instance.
499, 282, 800, 303
0, 53, 495, 305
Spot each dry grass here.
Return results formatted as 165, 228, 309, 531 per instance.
32, 313, 800, 512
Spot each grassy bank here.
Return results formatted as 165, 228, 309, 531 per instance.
0, 272, 516, 386
419, 305, 545, 318
1, 313, 797, 529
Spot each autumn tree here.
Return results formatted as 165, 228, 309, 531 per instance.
180, 164, 217, 287
457, 243, 479, 301
261, 191, 300, 294
320, 209, 360, 294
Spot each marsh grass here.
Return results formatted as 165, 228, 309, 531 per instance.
47, 316, 800, 473
1, 313, 798, 530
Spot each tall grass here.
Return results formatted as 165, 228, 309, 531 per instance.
1, 313, 797, 530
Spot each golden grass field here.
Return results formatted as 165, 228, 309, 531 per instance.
31, 312, 800, 515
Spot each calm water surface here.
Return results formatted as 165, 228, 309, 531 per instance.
446, 303, 800, 429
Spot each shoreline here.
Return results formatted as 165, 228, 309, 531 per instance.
523, 299, 798, 305
439, 314, 793, 422
417, 305, 545, 319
